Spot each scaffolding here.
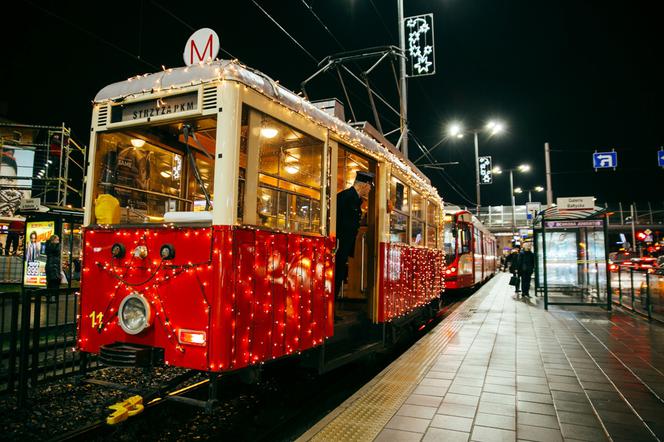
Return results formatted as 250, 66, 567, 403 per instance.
0, 122, 86, 211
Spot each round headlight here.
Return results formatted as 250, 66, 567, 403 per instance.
118, 293, 151, 335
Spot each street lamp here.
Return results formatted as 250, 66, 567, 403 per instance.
514, 185, 545, 203
492, 164, 530, 234
446, 119, 507, 215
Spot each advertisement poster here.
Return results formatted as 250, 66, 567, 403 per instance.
1, 145, 35, 217
23, 221, 55, 287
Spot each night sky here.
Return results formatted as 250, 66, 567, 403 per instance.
2, 1, 663, 207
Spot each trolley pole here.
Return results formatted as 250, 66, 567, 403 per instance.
397, 0, 408, 157
544, 142, 553, 206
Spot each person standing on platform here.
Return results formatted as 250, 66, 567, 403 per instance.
45, 235, 62, 291
517, 242, 535, 297
507, 247, 520, 294
334, 171, 374, 301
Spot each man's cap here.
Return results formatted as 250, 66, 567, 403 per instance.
354, 170, 375, 185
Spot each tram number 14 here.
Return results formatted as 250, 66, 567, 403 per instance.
89, 311, 104, 329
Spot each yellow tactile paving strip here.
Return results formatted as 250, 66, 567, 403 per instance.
300, 279, 496, 442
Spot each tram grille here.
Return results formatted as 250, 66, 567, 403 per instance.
97, 105, 109, 127
202, 86, 218, 112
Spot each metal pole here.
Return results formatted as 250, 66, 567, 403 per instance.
474, 131, 480, 215
528, 190, 532, 203
544, 142, 553, 206
510, 169, 516, 235
630, 203, 636, 254
397, 0, 408, 156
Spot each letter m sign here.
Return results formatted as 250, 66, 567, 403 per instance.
183, 28, 220, 66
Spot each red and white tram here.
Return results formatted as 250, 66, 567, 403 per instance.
443, 206, 497, 290
77, 60, 446, 375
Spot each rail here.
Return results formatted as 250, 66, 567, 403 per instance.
612, 266, 664, 322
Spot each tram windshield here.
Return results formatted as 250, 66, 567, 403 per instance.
91, 117, 216, 224
443, 223, 457, 264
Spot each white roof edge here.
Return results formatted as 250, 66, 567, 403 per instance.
93, 60, 442, 202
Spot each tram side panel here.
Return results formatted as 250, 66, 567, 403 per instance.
377, 243, 444, 322
79, 225, 335, 372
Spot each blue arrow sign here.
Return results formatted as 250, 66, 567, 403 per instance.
658, 149, 664, 168
593, 151, 617, 169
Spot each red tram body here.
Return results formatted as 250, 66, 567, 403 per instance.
77, 60, 446, 374
443, 208, 497, 290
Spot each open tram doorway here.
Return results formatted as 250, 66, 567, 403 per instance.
335, 146, 377, 322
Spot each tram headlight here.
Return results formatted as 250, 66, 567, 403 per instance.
118, 293, 151, 335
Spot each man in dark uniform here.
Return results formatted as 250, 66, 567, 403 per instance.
335, 171, 374, 300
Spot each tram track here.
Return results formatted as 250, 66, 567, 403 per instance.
49, 293, 470, 442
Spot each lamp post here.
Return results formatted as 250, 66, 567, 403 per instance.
514, 185, 545, 203
492, 164, 530, 235
447, 120, 506, 215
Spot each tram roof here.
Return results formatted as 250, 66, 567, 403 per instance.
94, 60, 441, 201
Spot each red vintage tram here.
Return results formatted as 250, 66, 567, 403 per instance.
443, 206, 497, 290
77, 60, 446, 377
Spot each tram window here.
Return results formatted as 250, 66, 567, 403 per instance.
426, 200, 439, 248
411, 191, 424, 246
92, 116, 216, 224
337, 148, 370, 194
443, 222, 456, 263
460, 224, 471, 254
237, 108, 249, 223
389, 176, 409, 243
248, 109, 323, 234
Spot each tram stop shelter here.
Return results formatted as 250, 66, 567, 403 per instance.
533, 206, 611, 310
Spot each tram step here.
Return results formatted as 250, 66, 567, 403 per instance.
99, 342, 164, 367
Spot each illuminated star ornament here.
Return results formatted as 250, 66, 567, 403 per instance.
405, 14, 435, 76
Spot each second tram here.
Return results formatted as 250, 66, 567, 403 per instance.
443, 206, 497, 290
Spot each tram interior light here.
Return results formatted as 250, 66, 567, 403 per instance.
285, 165, 300, 174
260, 127, 279, 139
131, 138, 146, 148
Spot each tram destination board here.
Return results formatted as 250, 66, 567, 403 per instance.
110, 91, 198, 123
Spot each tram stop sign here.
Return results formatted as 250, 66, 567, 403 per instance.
184, 28, 220, 66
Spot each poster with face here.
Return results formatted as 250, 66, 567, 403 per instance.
23, 221, 55, 287
0, 146, 35, 217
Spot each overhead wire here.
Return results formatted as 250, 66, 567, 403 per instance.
251, 0, 319, 63
150, 0, 240, 60
22, 0, 159, 70
298, 1, 402, 130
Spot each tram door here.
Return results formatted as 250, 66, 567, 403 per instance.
336, 147, 376, 308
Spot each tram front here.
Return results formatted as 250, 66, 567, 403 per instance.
77, 80, 225, 371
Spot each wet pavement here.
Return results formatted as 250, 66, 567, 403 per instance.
300, 273, 664, 441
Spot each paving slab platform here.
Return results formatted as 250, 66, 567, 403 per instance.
298, 273, 664, 442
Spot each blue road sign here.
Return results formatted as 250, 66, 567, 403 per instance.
593, 151, 617, 169
658, 149, 664, 168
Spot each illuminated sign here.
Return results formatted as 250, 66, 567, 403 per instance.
479, 156, 492, 184
23, 221, 55, 287
556, 196, 594, 211
404, 14, 435, 77
183, 28, 220, 66
110, 92, 198, 123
